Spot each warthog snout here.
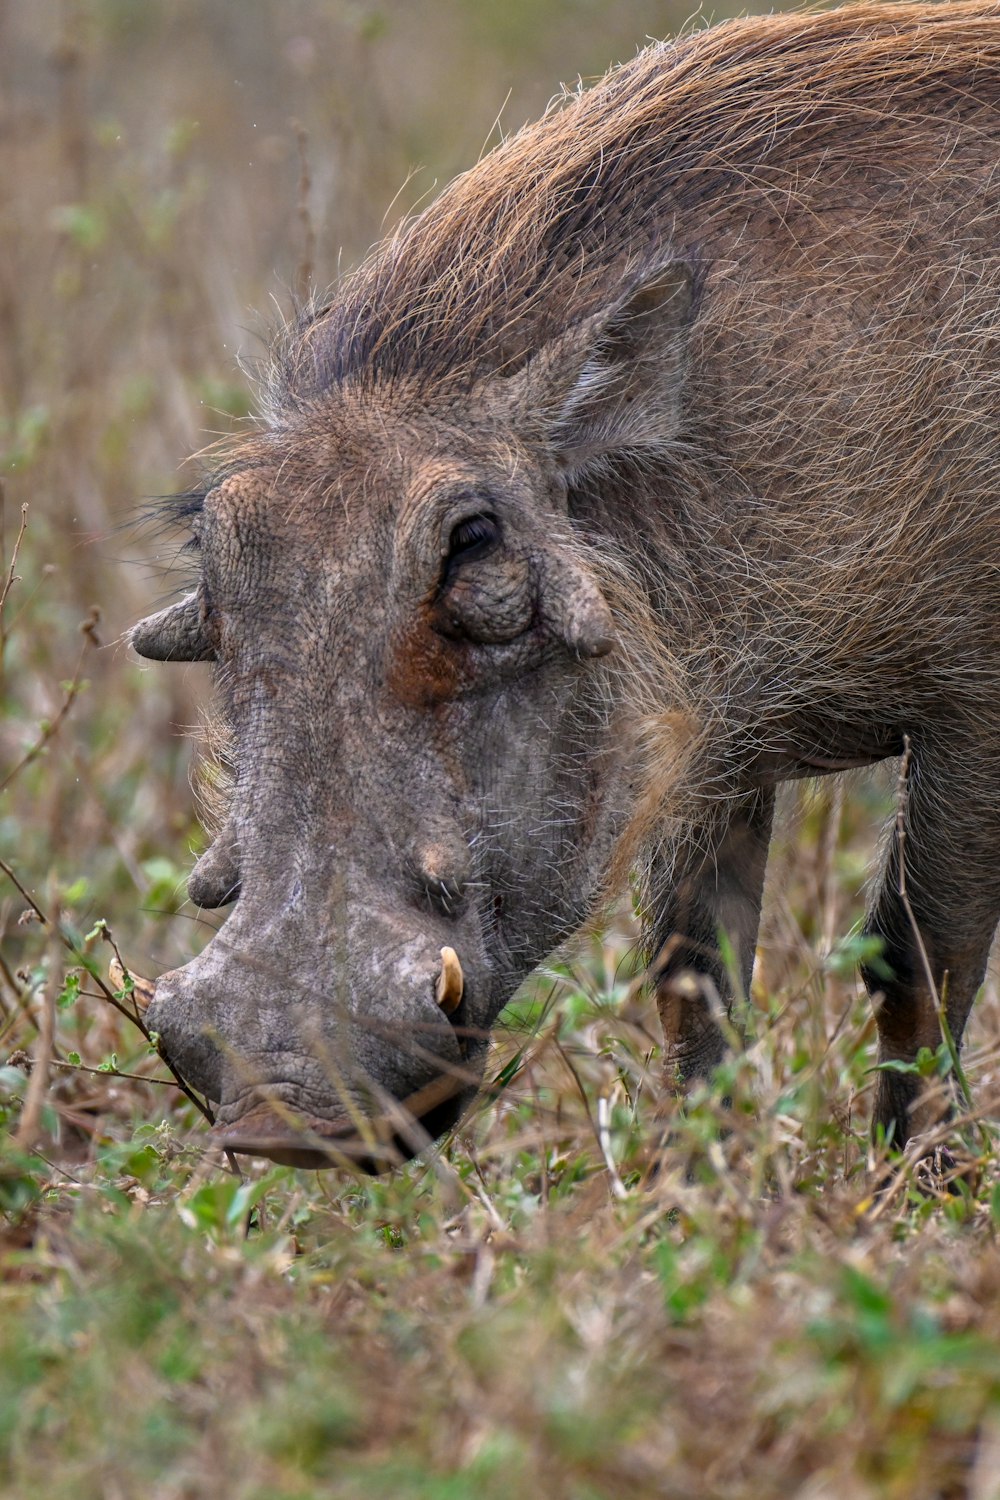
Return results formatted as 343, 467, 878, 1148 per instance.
143, 919, 477, 1171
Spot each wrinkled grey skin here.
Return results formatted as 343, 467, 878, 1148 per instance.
137, 327, 650, 1167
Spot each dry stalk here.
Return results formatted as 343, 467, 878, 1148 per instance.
553, 1036, 631, 1201
0, 611, 98, 794
54, 0, 88, 204
596, 1091, 629, 1201
0, 944, 39, 1045
12, 917, 59, 1151
0, 494, 26, 618
0, 492, 27, 695
294, 121, 316, 304
817, 778, 845, 956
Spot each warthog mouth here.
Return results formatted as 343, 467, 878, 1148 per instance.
210, 1069, 469, 1172
116, 949, 475, 1172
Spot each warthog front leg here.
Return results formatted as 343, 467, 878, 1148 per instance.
651, 787, 775, 1088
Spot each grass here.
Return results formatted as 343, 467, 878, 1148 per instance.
2, 4, 1000, 1497
2, 851, 1000, 1499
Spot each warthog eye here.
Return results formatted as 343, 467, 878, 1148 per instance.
431, 509, 530, 648
445, 513, 500, 574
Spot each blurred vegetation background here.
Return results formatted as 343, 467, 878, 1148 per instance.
5, 7, 1000, 1498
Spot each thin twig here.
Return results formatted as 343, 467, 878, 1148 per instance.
553, 1036, 628, 1199
596, 1091, 629, 1201
0, 944, 37, 1031
48, 1058, 182, 1086
26, 1150, 86, 1186
293, 120, 315, 303
0, 497, 27, 619
818, 779, 845, 956
0, 623, 94, 793
13, 920, 58, 1150
0, 858, 45, 920
469, 1157, 507, 1233
0, 857, 216, 1124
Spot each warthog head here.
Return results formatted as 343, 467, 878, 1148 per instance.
133, 262, 693, 1168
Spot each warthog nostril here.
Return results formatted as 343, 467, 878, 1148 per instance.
435, 946, 464, 1015
108, 957, 155, 1017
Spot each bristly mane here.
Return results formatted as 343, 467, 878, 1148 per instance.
269, 0, 1000, 411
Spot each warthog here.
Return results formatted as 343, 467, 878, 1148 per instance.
131, 1, 1000, 1167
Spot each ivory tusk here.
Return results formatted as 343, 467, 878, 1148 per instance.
435, 946, 464, 1015
109, 956, 155, 1017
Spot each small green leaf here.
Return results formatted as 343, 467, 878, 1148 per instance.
826, 931, 893, 981
490, 1051, 524, 1093
57, 972, 81, 1010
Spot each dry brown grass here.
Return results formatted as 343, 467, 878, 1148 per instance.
2, 5, 1000, 1498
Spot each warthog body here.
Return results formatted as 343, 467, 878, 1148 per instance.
133, 1, 1000, 1165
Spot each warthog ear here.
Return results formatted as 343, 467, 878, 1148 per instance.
131, 591, 214, 662
508, 260, 693, 477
